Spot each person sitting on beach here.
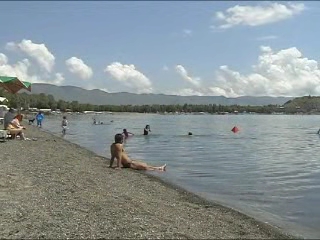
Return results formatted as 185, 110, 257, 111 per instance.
143, 124, 151, 135
6, 114, 27, 140
109, 133, 166, 171
122, 128, 134, 138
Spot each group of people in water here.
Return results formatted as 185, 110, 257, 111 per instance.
122, 124, 151, 138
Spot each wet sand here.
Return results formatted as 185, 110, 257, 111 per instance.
0, 126, 299, 239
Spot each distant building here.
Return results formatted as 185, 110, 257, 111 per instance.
39, 109, 52, 113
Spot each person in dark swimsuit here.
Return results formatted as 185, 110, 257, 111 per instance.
109, 133, 166, 171
122, 128, 134, 138
143, 125, 151, 135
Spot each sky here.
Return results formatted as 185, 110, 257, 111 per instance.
0, 1, 320, 97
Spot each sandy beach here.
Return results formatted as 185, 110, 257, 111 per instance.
0, 125, 298, 239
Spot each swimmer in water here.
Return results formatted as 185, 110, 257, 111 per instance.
143, 124, 151, 135
122, 129, 134, 138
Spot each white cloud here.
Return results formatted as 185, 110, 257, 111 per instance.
6, 39, 55, 72
256, 35, 278, 41
52, 73, 65, 85
0, 54, 39, 83
214, 2, 305, 29
183, 29, 193, 37
214, 46, 320, 97
65, 57, 93, 80
104, 62, 153, 93
0, 53, 8, 65
167, 88, 205, 96
163, 65, 169, 71
0, 52, 64, 86
171, 46, 320, 97
175, 65, 201, 87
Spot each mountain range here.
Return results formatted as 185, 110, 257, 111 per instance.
26, 83, 294, 106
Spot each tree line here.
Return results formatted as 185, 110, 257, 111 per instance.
0, 89, 298, 114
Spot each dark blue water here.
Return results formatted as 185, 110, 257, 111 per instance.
41, 113, 320, 238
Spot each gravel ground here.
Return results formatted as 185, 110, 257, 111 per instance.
0, 125, 299, 239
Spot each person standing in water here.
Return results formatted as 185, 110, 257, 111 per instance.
109, 133, 166, 171
143, 124, 151, 135
61, 116, 68, 134
122, 129, 134, 138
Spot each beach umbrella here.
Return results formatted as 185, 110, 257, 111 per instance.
0, 76, 32, 94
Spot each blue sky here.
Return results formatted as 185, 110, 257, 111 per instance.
0, 1, 319, 97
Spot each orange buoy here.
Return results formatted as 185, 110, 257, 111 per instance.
231, 126, 239, 133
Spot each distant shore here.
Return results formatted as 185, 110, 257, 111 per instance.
0, 125, 298, 239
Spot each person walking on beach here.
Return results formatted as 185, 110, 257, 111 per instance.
35, 111, 44, 128
61, 116, 68, 135
109, 133, 166, 171
143, 124, 151, 135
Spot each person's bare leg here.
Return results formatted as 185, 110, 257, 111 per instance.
19, 132, 26, 140
130, 161, 166, 171
9, 129, 22, 139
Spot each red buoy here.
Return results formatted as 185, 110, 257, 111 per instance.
231, 126, 239, 133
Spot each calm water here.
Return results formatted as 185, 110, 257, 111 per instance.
40, 113, 320, 238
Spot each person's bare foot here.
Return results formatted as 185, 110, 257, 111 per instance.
160, 164, 167, 171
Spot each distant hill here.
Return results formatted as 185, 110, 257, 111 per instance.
283, 96, 320, 112
25, 83, 294, 106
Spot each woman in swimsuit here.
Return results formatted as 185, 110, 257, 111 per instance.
110, 133, 166, 171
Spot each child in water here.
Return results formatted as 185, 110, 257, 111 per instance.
61, 116, 68, 134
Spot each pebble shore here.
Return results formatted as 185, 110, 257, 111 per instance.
0, 126, 298, 239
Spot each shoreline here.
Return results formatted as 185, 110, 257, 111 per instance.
0, 125, 299, 239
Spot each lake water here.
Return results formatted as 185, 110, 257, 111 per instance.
40, 113, 320, 238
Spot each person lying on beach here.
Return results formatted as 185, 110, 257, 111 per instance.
122, 128, 134, 138
109, 133, 166, 171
